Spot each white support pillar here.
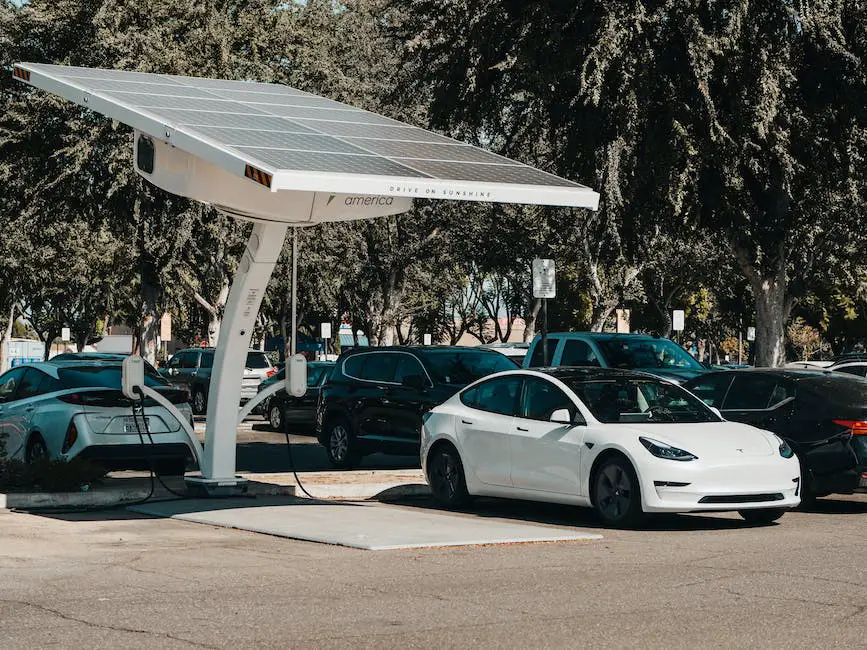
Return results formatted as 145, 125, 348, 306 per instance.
187, 220, 288, 491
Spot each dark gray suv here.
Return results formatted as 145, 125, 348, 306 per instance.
159, 347, 275, 414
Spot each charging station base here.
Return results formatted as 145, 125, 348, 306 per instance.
184, 476, 249, 498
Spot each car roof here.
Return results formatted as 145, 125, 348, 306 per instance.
339, 345, 504, 356
689, 368, 837, 382
534, 367, 658, 381
175, 347, 267, 353
540, 332, 663, 341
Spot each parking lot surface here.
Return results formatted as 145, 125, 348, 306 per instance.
1, 492, 865, 648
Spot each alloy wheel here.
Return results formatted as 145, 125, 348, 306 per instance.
596, 463, 633, 520
269, 404, 283, 430
329, 424, 349, 462
432, 451, 460, 501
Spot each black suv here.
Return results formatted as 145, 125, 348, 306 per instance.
316, 346, 517, 468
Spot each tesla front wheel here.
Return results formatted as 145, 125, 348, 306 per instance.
592, 456, 645, 528
427, 444, 470, 508
739, 508, 786, 524
325, 418, 360, 469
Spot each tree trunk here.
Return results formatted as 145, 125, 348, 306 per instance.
752, 277, 790, 367
590, 302, 617, 332
523, 298, 541, 342
0, 303, 14, 373
734, 245, 791, 368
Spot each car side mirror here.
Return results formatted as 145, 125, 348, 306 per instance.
401, 374, 426, 391
550, 408, 573, 425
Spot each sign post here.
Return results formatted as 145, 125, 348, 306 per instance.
423, 333, 432, 346
532, 259, 556, 366
321, 322, 331, 360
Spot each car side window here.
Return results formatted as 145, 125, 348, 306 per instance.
522, 377, 579, 422
394, 354, 427, 385
723, 376, 780, 410
528, 338, 560, 367
467, 376, 522, 416
200, 352, 214, 369
560, 340, 600, 367
362, 354, 399, 383
16, 369, 48, 400
835, 365, 867, 377
687, 374, 734, 407
0, 367, 26, 402
181, 352, 200, 369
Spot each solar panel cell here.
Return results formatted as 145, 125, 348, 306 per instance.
349, 139, 522, 165
192, 127, 365, 152
235, 147, 427, 177
298, 120, 456, 144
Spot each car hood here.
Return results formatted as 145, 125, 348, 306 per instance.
616, 421, 777, 458
634, 367, 709, 384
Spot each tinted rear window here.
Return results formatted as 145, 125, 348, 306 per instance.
245, 352, 271, 369
58, 365, 166, 389
420, 350, 517, 386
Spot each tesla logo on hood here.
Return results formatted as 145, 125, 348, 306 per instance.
736, 448, 744, 453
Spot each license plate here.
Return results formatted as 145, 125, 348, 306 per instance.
122, 416, 152, 433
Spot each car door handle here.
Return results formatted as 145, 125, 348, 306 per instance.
461, 419, 473, 425
516, 426, 529, 432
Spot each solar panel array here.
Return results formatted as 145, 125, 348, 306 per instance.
18, 64, 590, 193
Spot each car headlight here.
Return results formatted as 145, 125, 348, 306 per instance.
639, 436, 698, 461
777, 438, 795, 459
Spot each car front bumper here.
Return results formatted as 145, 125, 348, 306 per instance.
637, 455, 802, 513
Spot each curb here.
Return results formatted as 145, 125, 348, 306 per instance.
1, 480, 431, 509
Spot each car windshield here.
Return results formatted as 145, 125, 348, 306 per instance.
421, 350, 518, 386
562, 376, 719, 424
597, 338, 702, 370
58, 365, 167, 389
245, 352, 271, 369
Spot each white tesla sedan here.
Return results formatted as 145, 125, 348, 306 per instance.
420, 368, 801, 527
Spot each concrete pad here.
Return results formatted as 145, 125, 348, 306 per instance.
129, 498, 602, 550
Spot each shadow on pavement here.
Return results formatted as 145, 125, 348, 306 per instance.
799, 497, 867, 515
235, 441, 419, 473
390, 495, 785, 533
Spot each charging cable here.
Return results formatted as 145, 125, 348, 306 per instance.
131, 386, 190, 500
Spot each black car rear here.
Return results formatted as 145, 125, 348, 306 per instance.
684, 369, 867, 499
316, 346, 518, 468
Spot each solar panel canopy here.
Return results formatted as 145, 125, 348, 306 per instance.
13, 63, 600, 221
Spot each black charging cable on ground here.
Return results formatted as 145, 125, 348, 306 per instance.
283, 413, 317, 499
131, 387, 191, 500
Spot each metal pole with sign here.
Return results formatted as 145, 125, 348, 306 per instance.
672, 310, 685, 346
532, 259, 556, 366
320, 321, 331, 360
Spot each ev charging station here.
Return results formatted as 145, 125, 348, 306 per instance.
13, 63, 599, 496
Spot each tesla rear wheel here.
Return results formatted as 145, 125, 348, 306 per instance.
738, 508, 786, 524
592, 456, 645, 528
269, 404, 284, 431
325, 418, 360, 469
25, 435, 48, 465
427, 445, 470, 508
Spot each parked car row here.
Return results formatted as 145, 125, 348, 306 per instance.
305, 334, 866, 527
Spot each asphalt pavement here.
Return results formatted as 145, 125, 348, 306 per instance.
1, 491, 865, 648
